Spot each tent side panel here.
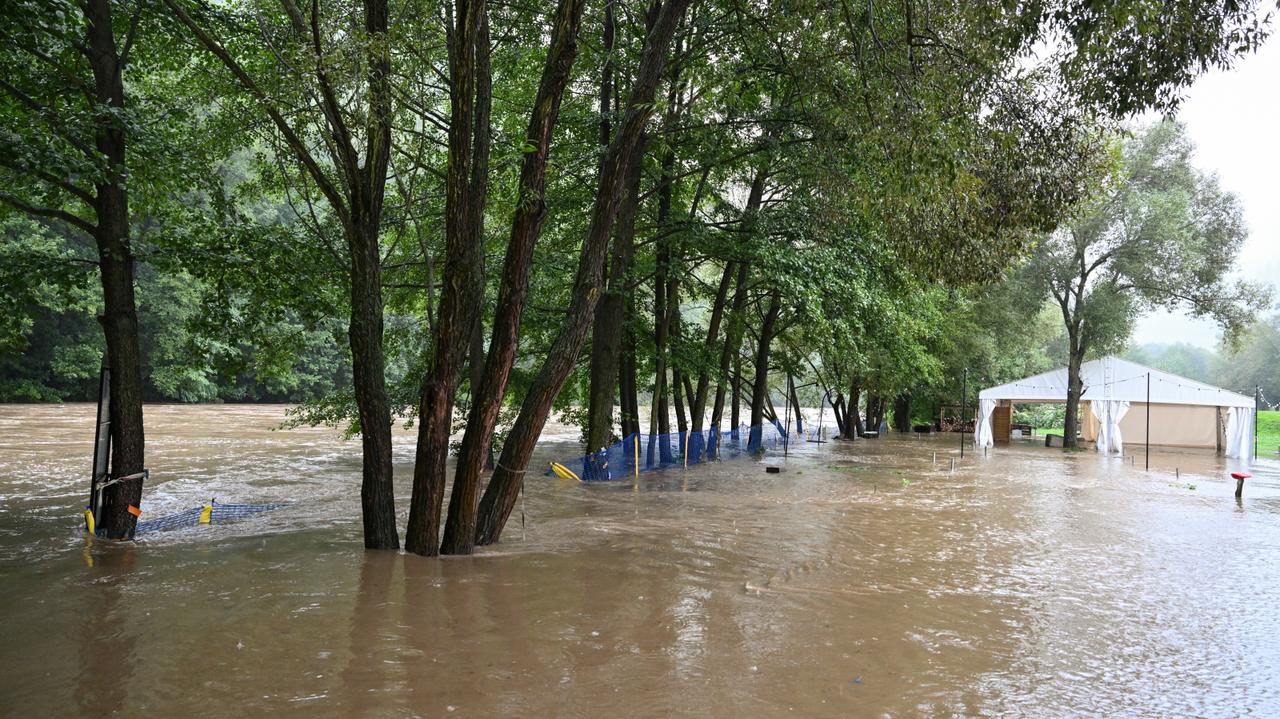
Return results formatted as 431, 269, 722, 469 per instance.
1119, 403, 1217, 449
993, 404, 1012, 445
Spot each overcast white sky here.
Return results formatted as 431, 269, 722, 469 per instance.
1130, 38, 1280, 349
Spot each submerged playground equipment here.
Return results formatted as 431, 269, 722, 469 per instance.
975, 356, 1257, 461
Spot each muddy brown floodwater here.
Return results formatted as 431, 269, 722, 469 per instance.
1, 404, 1279, 717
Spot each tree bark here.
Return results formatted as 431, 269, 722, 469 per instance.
748, 287, 782, 450
585, 137, 646, 455
474, 0, 693, 546
82, 0, 146, 540
711, 261, 750, 432
843, 377, 862, 439
407, 0, 491, 555
892, 393, 911, 433
690, 261, 734, 432
437, 0, 585, 555
165, 0, 400, 548
1063, 333, 1084, 449
788, 374, 804, 434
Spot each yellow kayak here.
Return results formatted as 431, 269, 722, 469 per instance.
548, 461, 581, 482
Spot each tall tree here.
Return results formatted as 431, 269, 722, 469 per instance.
1025, 120, 1270, 447
437, 0, 589, 556
165, 0, 400, 547
0, 0, 151, 539
473, 0, 695, 546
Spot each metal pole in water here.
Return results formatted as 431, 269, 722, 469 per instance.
960, 369, 967, 459
1256, 385, 1261, 460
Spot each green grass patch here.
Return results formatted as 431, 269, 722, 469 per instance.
1260, 410, 1280, 456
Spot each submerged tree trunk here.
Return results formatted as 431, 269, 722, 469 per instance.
892, 393, 911, 433
165, 0, 399, 548
407, 0, 492, 556
788, 373, 804, 434
83, 0, 145, 541
843, 378, 862, 439
748, 287, 782, 450
438, 0, 586, 556
691, 262, 735, 432
830, 392, 847, 437
712, 261, 750, 433
474, 0, 693, 546
349, 220, 398, 549
1063, 334, 1085, 449
583, 4, 628, 456
619, 292, 641, 439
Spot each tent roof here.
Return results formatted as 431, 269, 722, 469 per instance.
977, 356, 1254, 408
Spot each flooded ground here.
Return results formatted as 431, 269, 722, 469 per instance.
1, 404, 1278, 717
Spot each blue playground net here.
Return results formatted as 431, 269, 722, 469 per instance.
550, 421, 793, 481
134, 502, 288, 535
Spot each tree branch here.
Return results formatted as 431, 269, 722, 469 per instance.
0, 192, 97, 234
161, 0, 350, 224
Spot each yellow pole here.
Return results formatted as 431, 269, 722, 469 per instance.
633, 435, 639, 477
683, 432, 689, 468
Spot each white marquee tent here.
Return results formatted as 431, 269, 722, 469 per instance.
975, 356, 1256, 461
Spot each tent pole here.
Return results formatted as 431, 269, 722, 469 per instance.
960, 369, 967, 459
1145, 373, 1150, 471
1256, 385, 1260, 461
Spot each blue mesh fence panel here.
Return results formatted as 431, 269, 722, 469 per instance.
133, 502, 288, 535
548, 422, 789, 482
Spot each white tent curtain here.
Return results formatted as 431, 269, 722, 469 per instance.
975, 399, 996, 449
1225, 406, 1255, 461
1091, 400, 1130, 454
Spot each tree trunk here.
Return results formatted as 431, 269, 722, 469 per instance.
584, 0, 627, 457
711, 261, 750, 432
407, 0, 491, 556
730, 354, 742, 430
892, 393, 911, 433
843, 378, 862, 439
830, 392, 846, 436
648, 239, 673, 464
474, 0, 692, 546
83, 0, 145, 541
619, 291, 641, 438
1063, 336, 1084, 449
748, 287, 782, 451
348, 220, 398, 549
692, 263, 734, 432
584, 137, 645, 455
438, 0, 586, 555
788, 373, 804, 434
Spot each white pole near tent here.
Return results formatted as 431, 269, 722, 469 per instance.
1145, 373, 1150, 471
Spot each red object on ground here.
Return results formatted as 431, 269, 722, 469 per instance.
1231, 472, 1252, 480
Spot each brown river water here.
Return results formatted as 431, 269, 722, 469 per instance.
1, 403, 1278, 717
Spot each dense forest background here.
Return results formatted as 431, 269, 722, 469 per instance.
4, 215, 1275, 419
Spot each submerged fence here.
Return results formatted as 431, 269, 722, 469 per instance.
134, 501, 288, 535
550, 421, 798, 481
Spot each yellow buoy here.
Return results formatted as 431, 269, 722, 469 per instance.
548, 461, 581, 482
83, 508, 95, 536
199, 504, 213, 524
